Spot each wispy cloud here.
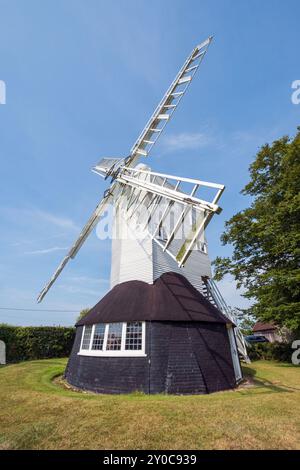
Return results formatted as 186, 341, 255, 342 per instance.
1, 207, 79, 232
24, 246, 68, 255
57, 284, 107, 297
31, 209, 79, 231
11, 233, 68, 247
161, 132, 211, 153
1, 207, 80, 253
55, 275, 110, 299
65, 276, 109, 285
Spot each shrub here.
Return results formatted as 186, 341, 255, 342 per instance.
248, 341, 295, 363
0, 324, 75, 363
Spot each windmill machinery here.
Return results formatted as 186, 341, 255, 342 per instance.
37, 36, 248, 363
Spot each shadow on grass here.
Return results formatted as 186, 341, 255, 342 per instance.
242, 365, 297, 394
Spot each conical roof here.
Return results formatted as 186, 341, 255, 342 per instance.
77, 272, 232, 326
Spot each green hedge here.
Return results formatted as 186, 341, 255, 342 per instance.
0, 324, 75, 363
248, 341, 294, 363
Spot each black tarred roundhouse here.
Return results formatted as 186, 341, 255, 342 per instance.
65, 272, 240, 394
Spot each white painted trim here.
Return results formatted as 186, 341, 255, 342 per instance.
80, 324, 93, 351
121, 322, 126, 350
122, 166, 224, 190
78, 321, 146, 357
227, 325, 242, 382
90, 324, 95, 350
79, 325, 86, 351
78, 351, 147, 357
103, 323, 109, 351
141, 321, 146, 353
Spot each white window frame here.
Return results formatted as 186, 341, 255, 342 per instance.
78, 322, 146, 357
79, 324, 94, 351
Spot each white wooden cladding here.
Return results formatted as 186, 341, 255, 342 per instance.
110, 204, 212, 291
152, 238, 212, 291
110, 215, 153, 287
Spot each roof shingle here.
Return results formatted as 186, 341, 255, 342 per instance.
77, 272, 233, 326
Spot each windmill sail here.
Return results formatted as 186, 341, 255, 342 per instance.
37, 189, 116, 303
93, 37, 213, 178
129, 37, 213, 164
115, 166, 224, 266
37, 37, 214, 303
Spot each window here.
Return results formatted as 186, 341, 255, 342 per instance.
79, 322, 146, 357
106, 323, 122, 351
81, 325, 93, 350
125, 322, 143, 350
91, 323, 105, 350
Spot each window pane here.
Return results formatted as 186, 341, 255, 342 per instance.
81, 325, 93, 350
106, 323, 122, 350
125, 322, 143, 350
91, 323, 105, 350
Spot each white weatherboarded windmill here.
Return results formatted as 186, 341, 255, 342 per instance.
38, 37, 248, 394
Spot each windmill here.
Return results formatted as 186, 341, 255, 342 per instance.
38, 37, 249, 394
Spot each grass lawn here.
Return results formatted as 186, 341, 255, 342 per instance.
0, 359, 299, 450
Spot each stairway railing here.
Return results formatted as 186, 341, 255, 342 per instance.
202, 277, 250, 363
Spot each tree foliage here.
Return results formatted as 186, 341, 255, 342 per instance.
76, 308, 90, 323
232, 309, 256, 336
214, 128, 300, 330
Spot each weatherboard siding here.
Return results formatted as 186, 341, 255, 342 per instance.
65, 322, 236, 394
65, 325, 149, 393
152, 240, 212, 294
149, 322, 207, 394
110, 218, 153, 288
110, 216, 212, 293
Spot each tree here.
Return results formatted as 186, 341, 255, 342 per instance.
232, 308, 256, 336
76, 308, 90, 323
213, 128, 300, 331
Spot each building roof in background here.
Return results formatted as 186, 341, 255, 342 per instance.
77, 272, 233, 326
253, 322, 277, 332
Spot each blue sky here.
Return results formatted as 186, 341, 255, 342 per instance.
0, 0, 299, 326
